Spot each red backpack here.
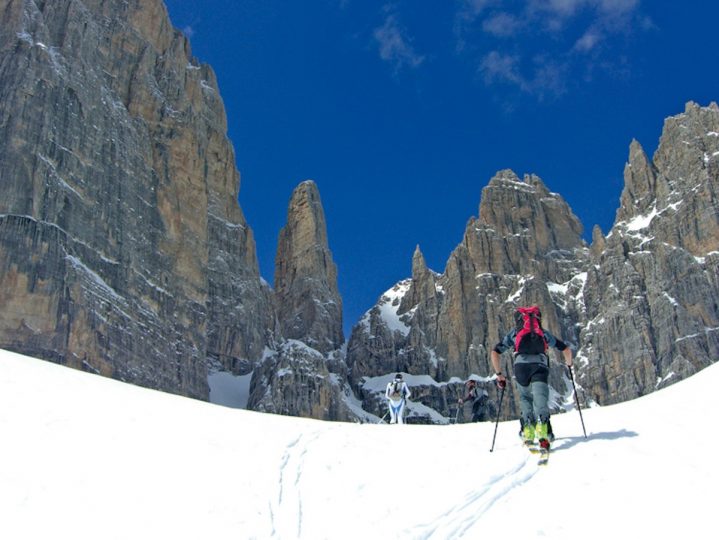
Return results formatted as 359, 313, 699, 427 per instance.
514, 306, 548, 355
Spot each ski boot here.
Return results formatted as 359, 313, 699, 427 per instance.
536, 421, 549, 445
522, 422, 536, 449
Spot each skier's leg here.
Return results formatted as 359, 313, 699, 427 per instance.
472, 401, 481, 422
517, 383, 533, 424
530, 380, 550, 441
396, 400, 405, 424
530, 380, 550, 421
514, 363, 534, 425
518, 383, 535, 441
388, 402, 397, 424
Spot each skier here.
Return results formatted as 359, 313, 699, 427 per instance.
490, 306, 573, 451
458, 380, 491, 422
385, 373, 411, 424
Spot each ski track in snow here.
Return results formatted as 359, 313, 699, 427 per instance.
271, 430, 552, 539
411, 448, 543, 539
272, 431, 321, 539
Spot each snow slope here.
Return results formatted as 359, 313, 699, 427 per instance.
0, 348, 715, 539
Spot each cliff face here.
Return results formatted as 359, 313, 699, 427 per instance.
579, 102, 719, 404
0, 0, 274, 397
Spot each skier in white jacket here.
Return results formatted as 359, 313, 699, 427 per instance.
385, 373, 411, 424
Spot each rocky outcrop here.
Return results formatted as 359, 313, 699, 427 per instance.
246, 180, 353, 420
247, 340, 359, 421
275, 180, 343, 354
0, 0, 274, 397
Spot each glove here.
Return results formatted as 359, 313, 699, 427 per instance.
496, 376, 507, 390
458, 398, 463, 404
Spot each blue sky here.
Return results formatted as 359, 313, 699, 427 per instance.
163, 0, 718, 336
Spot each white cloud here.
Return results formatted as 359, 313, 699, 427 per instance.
529, 0, 641, 29
454, 0, 498, 50
480, 51, 569, 99
574, 27, 602, 51
542, 0, 585, 17
482, 12, 522, 38
373, 12, 425, 71
480, 51, 527, 90
182, 25, 195, 38
459, 0, 647, 98
461, 0, 496, 18
596, 0, 640, 18
531, 55, 569, 98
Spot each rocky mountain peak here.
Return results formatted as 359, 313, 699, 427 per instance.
412, 244, 428, 274
478, 170, 583, 253
459, 169, 586, 281
616, 139, 657, 223
399, 245, 437, 315
275, 180, 343, 353
612, 102, 719, 255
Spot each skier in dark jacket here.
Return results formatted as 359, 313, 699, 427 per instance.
490, 306, 573, 450
458, 380, 491, 422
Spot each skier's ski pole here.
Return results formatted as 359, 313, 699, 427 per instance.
378, 410, 389, 424
568, 365, 587, 439
489, 383, 505, 452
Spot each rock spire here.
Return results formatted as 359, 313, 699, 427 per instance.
275, 180, 344, 353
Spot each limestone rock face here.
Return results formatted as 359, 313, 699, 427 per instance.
274, 181, 343, 354
475, 170, 585, 277
579, 101, 719, 405
0, 0, 274, 397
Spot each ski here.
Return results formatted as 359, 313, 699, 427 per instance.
524, 440, 550, 465
537, 439, 550, 466
524, 441, 540, 454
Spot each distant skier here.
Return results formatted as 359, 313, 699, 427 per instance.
458, 380, 491, 422
490, 306, 573, 450
385, 373, 411, 424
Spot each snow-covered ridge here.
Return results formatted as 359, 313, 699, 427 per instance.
613, 197, 684, 235
493, 176, 537, 193
358, 279, 412, 336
